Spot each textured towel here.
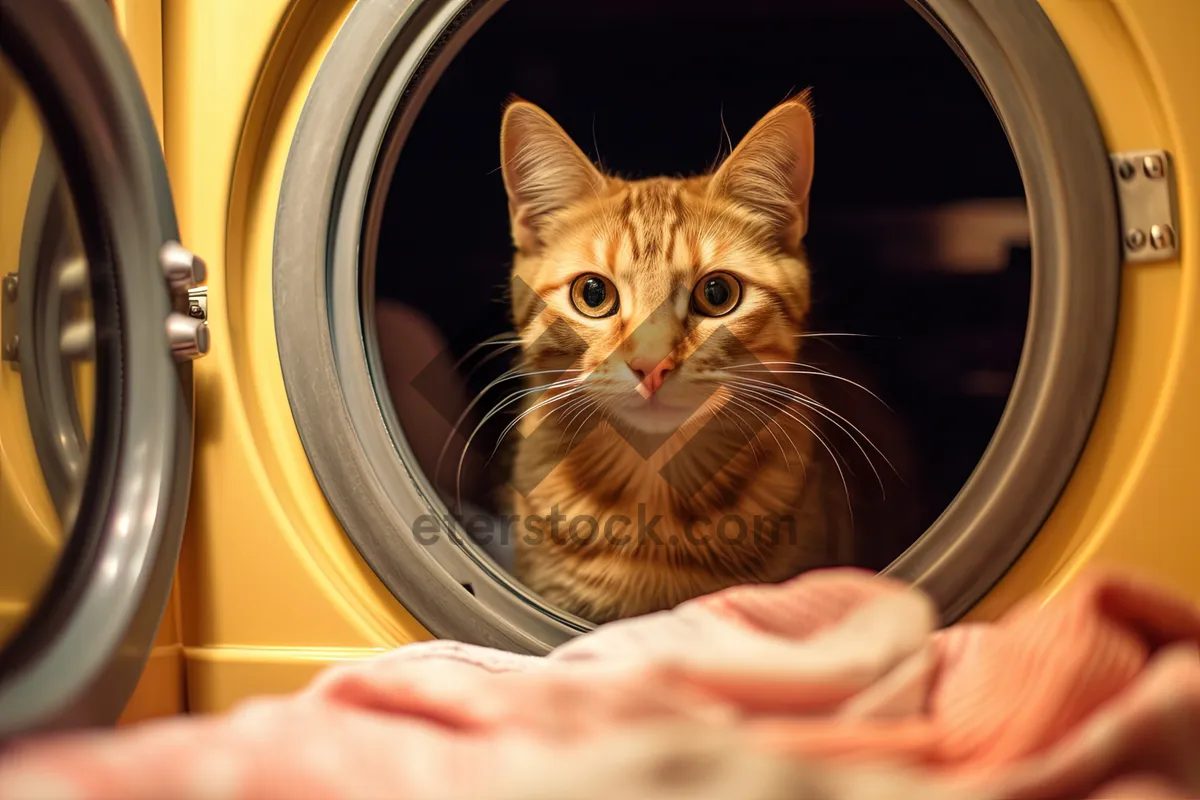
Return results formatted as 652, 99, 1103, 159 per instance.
0, 568, 1198, 799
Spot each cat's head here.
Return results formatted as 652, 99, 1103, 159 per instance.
500, 97, 815, 436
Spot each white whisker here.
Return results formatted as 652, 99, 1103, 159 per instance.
555, 395, 598, 453
712, 400, 761, 468
452, 333, 523, 371
723, 394, 794, 473
727, 385, 854, 528
567, 400, 606, 454
436, 367, 586, 483
462, 341, 522, 378
727, 377, 890, 494
488, 386, 588, 463
453, 374, 587, 509
793, 332, 877, 340
727, 362, 892, 410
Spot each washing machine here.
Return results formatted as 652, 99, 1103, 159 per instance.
0, 0, 1197, 736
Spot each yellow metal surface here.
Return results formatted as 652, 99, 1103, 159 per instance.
159, 0, 1200, 713
970, 0, 1200, 618
109, 0, 164, 140
164, 0, 428, 713
118, 581, 186, 725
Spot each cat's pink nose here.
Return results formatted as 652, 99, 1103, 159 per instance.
628, 356, 674, 397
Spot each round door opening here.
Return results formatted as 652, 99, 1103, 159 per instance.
275, 0, 1118, 650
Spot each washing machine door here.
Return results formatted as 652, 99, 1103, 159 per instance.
0, 0, 204, 736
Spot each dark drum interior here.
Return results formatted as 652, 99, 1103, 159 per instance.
371, 0, 1030, 573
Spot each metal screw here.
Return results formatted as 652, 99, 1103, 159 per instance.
1150, 224, 1176, 251
189, 303, 205, 320
1117, 160, 1136, 181
1126, 229, 1147, 251
3, 275, 17, 301
3, 336, 18, 361
1143, 155, 1165, 179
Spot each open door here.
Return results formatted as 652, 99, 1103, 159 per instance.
0, 0, 205, 735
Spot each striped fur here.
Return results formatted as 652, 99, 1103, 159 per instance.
498, 97, 882, 624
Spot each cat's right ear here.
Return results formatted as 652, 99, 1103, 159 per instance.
500, 100, 606, 252
709, 95, 815, 250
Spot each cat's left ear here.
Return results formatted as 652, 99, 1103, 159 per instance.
709, 95, 815, 249
500, 100, 607, 253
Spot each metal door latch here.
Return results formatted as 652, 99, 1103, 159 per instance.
1111, 150, 1180, 264
187, 286, 207, 322
160, 242, 211, 362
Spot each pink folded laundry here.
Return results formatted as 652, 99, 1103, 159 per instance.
0, 567, 1198, 800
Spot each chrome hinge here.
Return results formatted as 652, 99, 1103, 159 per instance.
1, 273, 18, 365
160, 241, 211, 362
1111, 150, 1180, 264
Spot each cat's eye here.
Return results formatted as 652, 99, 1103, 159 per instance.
570, 274, 619, 318
691, 273, 742, 317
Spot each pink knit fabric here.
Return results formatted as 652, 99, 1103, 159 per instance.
0, 567, 1197, 800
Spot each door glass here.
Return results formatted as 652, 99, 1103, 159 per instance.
0, 52, 94, 651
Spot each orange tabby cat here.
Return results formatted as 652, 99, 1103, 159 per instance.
498, 94, 916, 624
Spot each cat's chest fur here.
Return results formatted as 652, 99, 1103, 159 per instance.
507, 394, 854, 624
